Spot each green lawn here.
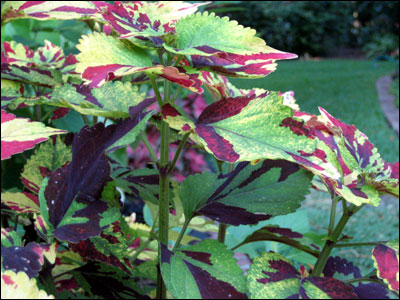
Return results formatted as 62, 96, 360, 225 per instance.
231, 59, 399, 162
391, 77, 399, 109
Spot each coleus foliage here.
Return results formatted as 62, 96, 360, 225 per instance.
1, 1, 399, 299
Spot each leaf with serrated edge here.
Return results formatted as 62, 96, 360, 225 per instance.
1, 110, 66, 160
372, 241, 399, 292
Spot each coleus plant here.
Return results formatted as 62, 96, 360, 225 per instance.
1, 1, 399, 299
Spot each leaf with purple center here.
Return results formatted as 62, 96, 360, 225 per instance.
1, 79, 24, 109
1, 192, 40, 214
247, 252, 357, 299
161, 240, 247, 299
39, 104, 153, 242
177, 159, 312, 225
1, 242, 56, 279
372, 241, 399, 292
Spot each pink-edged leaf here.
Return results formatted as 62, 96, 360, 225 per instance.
1, 41, 78, 88
248, 252, 357, 299
1, 1, 109, 24
296, 108, 399, 206
1, 192, 40, 213
1, 110, 66, 160
372, 242, 399, 292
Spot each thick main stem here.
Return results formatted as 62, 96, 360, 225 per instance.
156, 78, 171, 299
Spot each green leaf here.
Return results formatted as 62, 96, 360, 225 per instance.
164, 12, 277, 56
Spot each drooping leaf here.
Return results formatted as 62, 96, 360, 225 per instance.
322, 256, 362, 279
21, 137, 72, 194
1, 1, 108, 25
161, 240, 247, 299
1, 270, 54, 299
247, 252, 357, 299
1, 192, 40, 213
1, 110, 66, 160
296, 108, 399, 206
41, 103, 153, 242
233, 225, 320, 258
372, 241, 399, 292
162, 91, 339, 180
178, 159, 312, 225
1, 242, 56, 278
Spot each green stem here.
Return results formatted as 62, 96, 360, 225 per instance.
172, 55, 183, 67
157, 50, 165, 65
156, 78, 171, 300
40, 108, 56, 123
168, 132, 191, 175
344, 277, 386, 285
150, 77, 163, 107
92, 116, 98, 125
218, 224, 227, 243
335, 241, 387, 248
171, 86, 183, 103
140, 131, 159, 165
312, 203, 364, 277
130, 236, 154, 264
173, 217, 192, 251
328, 194, 337, 236
82, 114, 89, 126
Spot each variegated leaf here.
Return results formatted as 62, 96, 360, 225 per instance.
1, 79, 24, 109
1, 270, 54, 299
178, 159, 312, 225
1, 229, 22, 248
296, 108, 399, 206
21, 137, 72, 194
372, 241, 399, 292
101, 1, 209, 48
1, 110, 66, 160
161, 240, 247, 299
76, 32, 204, 91
234, 225, 320, 257
39, 103, 152, 242
162, 91, 339, 179
1, 1, 108, 25
247, 252, 357, 299
2, 242, 57, 278
164, 12, 297, 78
1, 192, 40, 213
1, 41, 77, 88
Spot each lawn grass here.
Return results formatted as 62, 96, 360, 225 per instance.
231, 59, 399, 162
